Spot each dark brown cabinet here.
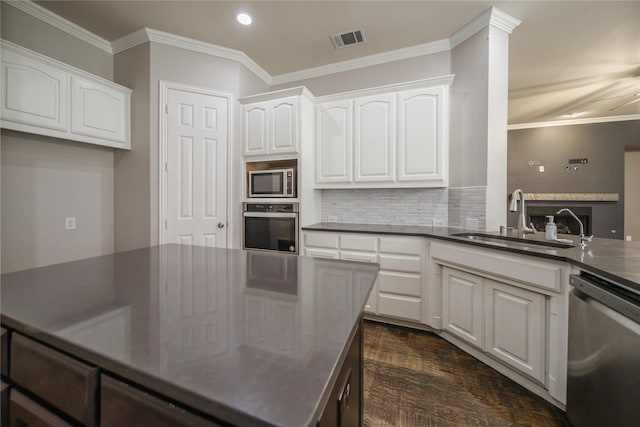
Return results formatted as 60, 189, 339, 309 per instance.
318, 326, 362, 427
9, 389, 72, 427
10, 333, 98, 427
1, 328, 8, 377
101, 376, 222, 427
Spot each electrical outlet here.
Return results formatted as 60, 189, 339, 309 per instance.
65, 217, 76, 230
465, 218, 479, 231
327, 216, 338, 223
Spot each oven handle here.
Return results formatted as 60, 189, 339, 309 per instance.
243, 212, 297, 218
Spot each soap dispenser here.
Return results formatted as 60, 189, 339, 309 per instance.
545, 215, 557, 241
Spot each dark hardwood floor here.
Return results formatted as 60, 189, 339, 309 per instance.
362, 320, 572, 427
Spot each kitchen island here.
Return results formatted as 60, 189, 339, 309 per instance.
0, 245, 379, 427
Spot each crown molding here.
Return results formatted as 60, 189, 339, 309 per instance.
110, 28, 149, 54
507, 114, 640, 130
112, 28, 272, 84
270, 38, 450, 86
4, 0, 113, 54
450, 7, 520, 49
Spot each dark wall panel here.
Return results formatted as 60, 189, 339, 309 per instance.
507, 120, 640, 239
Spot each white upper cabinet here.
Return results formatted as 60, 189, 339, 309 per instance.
1, 48, 68, 132
397, 86, 447, 184
353, 93, 395, 183
242, 93, 303, 157
71, 76, 129, 144
244, 101, 269, 156
0, 40, 132, 149
315, 99, 353, 184
270, 97, 298, 154
314, 75, 453, 189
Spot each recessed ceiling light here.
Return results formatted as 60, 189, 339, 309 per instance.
236, 12, 252, 26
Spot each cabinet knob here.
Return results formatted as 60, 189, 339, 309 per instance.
218, 222, 225, 229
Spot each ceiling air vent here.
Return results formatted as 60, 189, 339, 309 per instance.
331, 30, 366, 49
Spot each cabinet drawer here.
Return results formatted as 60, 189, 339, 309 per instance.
10, 334, 98, 427
379, 237, 424, 256
10, 389, 73, 427
379, 254, 422, 273
340, 251, 377, 263
1, 328, 8, 377
305, 248, 339, 259
378, 293, 421, 322
304, 232, 339, 249
2, 381, 9, 427
378, 272, 421, 297
340, 234, 378, 252
101, 376, 221, 427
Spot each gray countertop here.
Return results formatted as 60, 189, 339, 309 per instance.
302, 222, 640, 292
0, 245, 379, 427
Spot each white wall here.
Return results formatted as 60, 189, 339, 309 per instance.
624, 151, 640, 241
1, 132, 114, 273
271, 51, 451, 95
1, 2, 116, 272
113, 43, 151, 252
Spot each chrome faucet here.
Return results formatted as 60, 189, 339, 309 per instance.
508, 189, 536, 237
557, 208, 593, 249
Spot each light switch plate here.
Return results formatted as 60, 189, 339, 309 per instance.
65, 217, 76, 230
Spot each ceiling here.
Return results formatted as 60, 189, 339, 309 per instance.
33, 0, 640, 125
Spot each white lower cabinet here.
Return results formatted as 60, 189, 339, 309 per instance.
442, 267, 484, 348
484, 279, 545, 383
303, 231, 425, 321
442, 266, 546, 383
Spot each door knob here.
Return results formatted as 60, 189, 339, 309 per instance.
218, 222, 225, 229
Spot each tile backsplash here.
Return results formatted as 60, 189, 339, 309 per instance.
321, 188, 449, 226
447, 186, 487, 230
320, 186, 487, 229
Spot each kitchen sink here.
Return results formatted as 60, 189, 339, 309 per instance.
451, 232, 575, 249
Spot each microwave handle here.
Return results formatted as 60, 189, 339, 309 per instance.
243, 212, 297, 218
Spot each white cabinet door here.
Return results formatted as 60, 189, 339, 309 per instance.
353, 93, 395, 182
270, 96, 298, 155
1, 49, 68, 131
484, 279, 546, 383
442, 267, 484, 348
244, 101, 269, 156
316, 100, 353, 184
71, 76, 129, 144
397, 86, 447, 184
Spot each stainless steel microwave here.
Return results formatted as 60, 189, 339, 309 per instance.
248, 168, 296, 198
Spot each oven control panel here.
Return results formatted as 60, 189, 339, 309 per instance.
244, 203, 299, 213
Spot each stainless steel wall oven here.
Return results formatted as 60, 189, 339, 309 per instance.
243, 202, 298, 254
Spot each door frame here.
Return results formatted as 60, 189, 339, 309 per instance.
158, 80, 233, 245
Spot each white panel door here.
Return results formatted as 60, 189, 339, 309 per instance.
1, 49, 68, 131
397, 86, 445, 182
243, 101, 269, 156
166, 87, 228, 248
71, 76, 128, 144
270, 96, 299, 155
484, 279, 545, 383
316, 99, 353, 184
354, 93, 395, 182
442, 267, 484, 348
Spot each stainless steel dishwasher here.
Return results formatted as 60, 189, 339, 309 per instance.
567, 272, 640, 427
